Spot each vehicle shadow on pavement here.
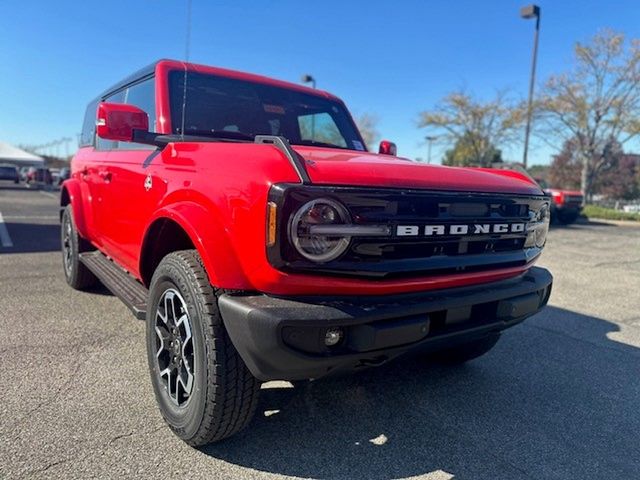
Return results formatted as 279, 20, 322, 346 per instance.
203, 306, 640, 480
551, 220, 614, 230
0, 222, 60, 254
573, 217, 617, 228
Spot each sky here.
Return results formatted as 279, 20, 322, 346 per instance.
1, 0, 639, 164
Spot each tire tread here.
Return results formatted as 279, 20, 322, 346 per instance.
62, 205, 97, 290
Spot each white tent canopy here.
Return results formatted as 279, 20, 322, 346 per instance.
0, 141, 44, 166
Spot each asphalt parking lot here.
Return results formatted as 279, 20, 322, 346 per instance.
0, 182, 639, 480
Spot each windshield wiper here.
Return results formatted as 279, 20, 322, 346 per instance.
132, 129, 255, 148
176, 129, 255, 141
294, 139, 347, 150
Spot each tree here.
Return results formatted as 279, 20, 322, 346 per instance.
354, 113, 380, 150
549, 137, 640, 199
536, 30, 640, 202
596, 153, 640, 199
419, 90, 524, 166
548, 139, 582, 190
442, 131, 503, 167
527, 164, 549, 181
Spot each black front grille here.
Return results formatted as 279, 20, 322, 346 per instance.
563, 195, 583, 208
268, 184, 548, 279
352, 236, 526, 259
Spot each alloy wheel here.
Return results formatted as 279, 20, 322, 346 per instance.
154, 288, 195, 407
62, 213, 73, 275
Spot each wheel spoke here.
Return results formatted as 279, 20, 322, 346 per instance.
154, 326, 170, 358
170, 369, 178, 404
156, 306, 168, 324
159, 367, 171, 383
164, 294, 175, 326
178, 366, 193, 398
62, 215, 73, 273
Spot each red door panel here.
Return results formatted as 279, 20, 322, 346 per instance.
96, 148, 163, 275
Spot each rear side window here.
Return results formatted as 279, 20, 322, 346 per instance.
95, 78, 156, 151
126, 78, 156, 131
79, 99, 99, 147
96, 90, 125, 150
118, 77, 156, 150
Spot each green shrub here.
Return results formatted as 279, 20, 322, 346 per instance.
583, 205, 640, 222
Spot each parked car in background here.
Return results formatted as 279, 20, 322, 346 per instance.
49, 168, 61, 185
58, 167, 71, 185
535, 179, 583, 224
0, 164, 19, 183
622, 204, 640, 214
19, 166, 30, 181
25, 167, 53, 188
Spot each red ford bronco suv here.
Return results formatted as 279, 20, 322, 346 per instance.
61, 59, 552, 446
535, 179, 584, 224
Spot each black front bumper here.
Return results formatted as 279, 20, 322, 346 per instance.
219, 267, 553, 381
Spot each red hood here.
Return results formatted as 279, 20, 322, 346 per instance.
293, 147, 543, 195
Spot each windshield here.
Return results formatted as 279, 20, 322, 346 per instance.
533, 178, 548, 189
169, 71, 366, 151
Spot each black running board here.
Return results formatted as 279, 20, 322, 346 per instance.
79, 251, 148, 320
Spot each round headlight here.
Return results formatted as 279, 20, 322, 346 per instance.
537, 204, 550, 223
525, 203, 550, 248
535, 204, 550, 247
289, 198, 351, 262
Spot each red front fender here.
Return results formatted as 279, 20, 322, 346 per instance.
60, 178, 92, 241
141, 202, 251, 289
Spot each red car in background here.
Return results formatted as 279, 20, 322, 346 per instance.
25, 167, 53, 188
535, 179, 583, 224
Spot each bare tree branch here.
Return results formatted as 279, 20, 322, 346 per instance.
418, 90, 524, 166
535, 30, 640, 201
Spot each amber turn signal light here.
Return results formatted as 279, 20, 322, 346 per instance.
267, 202, 277, 247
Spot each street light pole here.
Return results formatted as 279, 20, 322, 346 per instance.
301, 74, 316, 90
521, 4, 541, 170
425, 136, 437, 164
301, 74, 317, 138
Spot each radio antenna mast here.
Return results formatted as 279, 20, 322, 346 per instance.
180, 0, 192, 140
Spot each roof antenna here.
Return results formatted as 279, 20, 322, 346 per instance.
180, 0, 192, 140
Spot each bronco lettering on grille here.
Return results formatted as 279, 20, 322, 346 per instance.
396, 223, 526, 236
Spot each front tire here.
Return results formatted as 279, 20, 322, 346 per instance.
61, 205, 97, 290
146, 250, 260, 446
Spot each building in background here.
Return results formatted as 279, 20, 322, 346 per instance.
0, 141, 44, 167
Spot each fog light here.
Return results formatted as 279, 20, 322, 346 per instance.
324, 327, 344, 347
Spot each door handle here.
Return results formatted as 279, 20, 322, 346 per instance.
99, 171, 112, 183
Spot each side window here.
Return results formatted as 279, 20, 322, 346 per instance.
119, 77, 156, 150
95, 90, 125, 151
79, 99, 99, 147
298, 113, 347, 148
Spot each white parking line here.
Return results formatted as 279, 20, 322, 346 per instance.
0, 212, 14, 248
39, 190, 58, 199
